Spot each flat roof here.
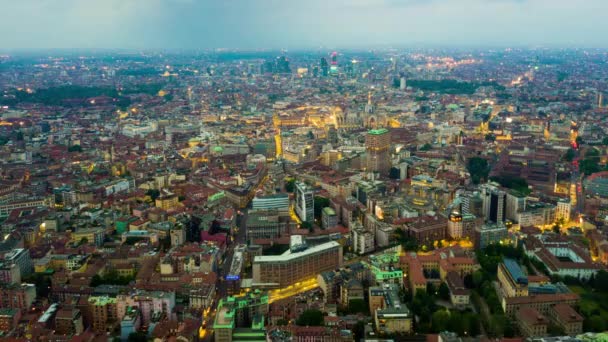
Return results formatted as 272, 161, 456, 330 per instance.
254, 241, 340, 263
368, 128, 389, 135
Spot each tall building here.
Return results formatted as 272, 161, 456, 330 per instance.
320, 57, 329, 77
295, 181, 314, 223
481, 183, 506, 223
365, 128, 391, 175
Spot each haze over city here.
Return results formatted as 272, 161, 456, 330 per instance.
2, 0, 608, 49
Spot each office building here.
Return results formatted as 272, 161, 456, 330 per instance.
295, 181, 314, 223
246, 209, 289, 242
498, 258, 529, 298
251, 193, 289, 213
89, 296, 118, 334
365, 128, 391, 174
369, 284, 412, 335
447, 212, 482, 240
556, 199, 571, 222
252, 236, 343, 286
351, 223, 375, 255
322, 207, 338, 229
3, 248, 33, 277
214, 291, 269, 342
475, 222, 508, 249
481, 183, 506, 223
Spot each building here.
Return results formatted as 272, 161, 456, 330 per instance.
556, 199, 571, 223
116, 290, 175, 327
523, 235, 602, 280
517, 307, 548, 338
351, 224, 375, 255
475, 222, 508, 249
252, 193, 289, 213
446, 271, 470, 308
71, 227, 105, 246
252, 236, 343, 287
89, 296, 118, 334
0, 262, 20, 285
503, 293, 580, 317
246, 209, 289, 242
547, 303, 583, 336
295, 182, 314, 223
322, 207, 338, 229
55, 307, 84, 335
365, 128, 391, 174
518, 202, 556, 227
481, 183, 506, 223
506, 191, 527, 222
447, 212, 482, 240
214, 291, 269, 342
3, 248, 33, 277
497, 258, 529, 298
405, 216, 447, 245
0, 308, 20, 333
369, 284, 412, 335
0, 283, 35, 310
120, 307, 142, 341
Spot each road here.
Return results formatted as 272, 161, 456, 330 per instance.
200, 209, 249, 342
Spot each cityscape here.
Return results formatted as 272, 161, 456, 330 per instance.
1, 1, 608, 342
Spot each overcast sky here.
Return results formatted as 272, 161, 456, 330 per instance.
1, 0, 606, 50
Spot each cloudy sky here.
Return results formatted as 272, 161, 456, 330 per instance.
0, 0, 606, 50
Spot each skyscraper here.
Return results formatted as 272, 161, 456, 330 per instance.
320, 57, 329, 77
295, 181, 314, 223
481, 183, 506, 223
365, 128, 391, 174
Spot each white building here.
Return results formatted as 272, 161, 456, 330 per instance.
295, 182, 314, 223
556, 199, 571, 223
352, 224, 375, 255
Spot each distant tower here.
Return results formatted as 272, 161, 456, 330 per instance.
365, 128, 391, 175
320, 58, 329, 77
365, 91, 374, 114
110, 144, 115, 163
400, 77, 407, 90
330, 52, 338, 75
599, 93, 604, 108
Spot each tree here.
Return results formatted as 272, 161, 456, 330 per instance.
285, 178, 296, 193
603, 136, 608, 146
420, 143, 432, 151
128, 332, 148, 342
352, 321, 365, 342
68, 145, 83, 152
346, 299, 369, 315
431, 310, 451, 333
300, 221, 313, 232
307, 130, 315, 140
552, 224, 561, 235
80, 237, 89, 245
146, 189, 160, 201
467, 157, 490, 184
485, 133, 496, 142
564, 148, 575, 162
296, 309, 324, 326
276, 319, 289, 326
438, 282, 450, 301
389, 167, 401, 180
585, 315, 606, 332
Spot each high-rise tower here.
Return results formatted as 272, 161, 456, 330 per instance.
365, 128, 391, 174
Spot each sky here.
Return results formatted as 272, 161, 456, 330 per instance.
0, 0, 607, 50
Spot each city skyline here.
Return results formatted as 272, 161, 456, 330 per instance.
1, 0, 608, 50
